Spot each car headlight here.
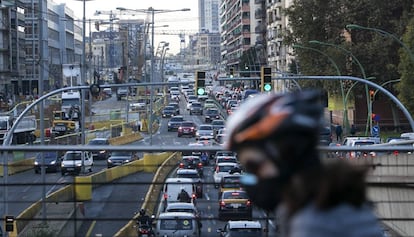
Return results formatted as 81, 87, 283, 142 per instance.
50, 160, 56, 165
107, 160, 113, 163
61, 163, 65, 167
34, 161, 39, 165
125, 159, 130, 163
210, 132, 214, 136
76, 163, 82, 167
99, 150, 105, 154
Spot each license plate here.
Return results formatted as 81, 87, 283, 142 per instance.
141, 235, 148, 237
184, 129, 189, 132
231, 203, 240, 208
67, 168, 74, 171
55, 126, 66, 131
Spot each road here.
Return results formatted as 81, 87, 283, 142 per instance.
77, 94, 278, 237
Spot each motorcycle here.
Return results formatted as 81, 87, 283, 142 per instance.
135, 214, 156, 237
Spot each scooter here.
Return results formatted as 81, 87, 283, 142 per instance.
136, 215, 156, 237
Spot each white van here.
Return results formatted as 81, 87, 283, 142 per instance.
163, 178, 195, 206
155, 212, 201, 237
61, 151, 93, 175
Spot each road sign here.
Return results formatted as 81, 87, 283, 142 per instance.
371, 125, 380, 137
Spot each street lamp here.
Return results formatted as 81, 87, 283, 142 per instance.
346, 24, 414, 65
309, 40, 372, 135
117, 7, 190, 145
292, 44, 347, 130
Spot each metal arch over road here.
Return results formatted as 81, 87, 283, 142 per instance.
216, 75, 414, 132
277, 75, 414, 132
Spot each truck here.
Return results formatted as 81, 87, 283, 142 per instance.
51, 106, 81, 136
0, 115, 37, 144
61, 91, 81, 115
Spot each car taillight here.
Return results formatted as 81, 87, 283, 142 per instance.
163, 193, 168, 200
179, 163, 184, 168
246, 200, 251, 206
140, 229, 148, 234
192, 193, 197, 199
393, 150, 399, 156
220, 201, 225, 207
178, 127, 182, 131
197, 163, 203, 168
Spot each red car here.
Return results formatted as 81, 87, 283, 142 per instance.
178, 121, 197, 137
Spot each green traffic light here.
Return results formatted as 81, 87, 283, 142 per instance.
197, 88, 205, 95
263, 84, 272, 92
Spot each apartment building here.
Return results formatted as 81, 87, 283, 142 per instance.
220, 0, 266, 71
266, 0, 293, 73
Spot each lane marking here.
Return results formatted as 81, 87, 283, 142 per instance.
85, 220, 96, 237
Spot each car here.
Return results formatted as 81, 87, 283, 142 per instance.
189, 102, 203, 115
179, 156, 204, 177
34, 151, 61, 173
204, 108, 221, 123
129, 99, 147, 111
162, 106, 176, 118
162, 178, 196, 206
203, 99, 216, 110
347, 139, 377, 159
102, 87, 112, 97
116, 87, 129, 100
107, 151, 138, 168
213, 162, 241, 187
196, 124, 214, 140
214, 150, 237, 158
61, 151, 93, 175
214, 156, 238, 170
168, 102, 180, 115
211, 119, 226, 135
176, 169, 203, 198
178, 121, 197, 137
219, 174, 242, 196
215, 128, 227, 144
170, 90, 180, 101
156, 212, 201, 237
87, 137, 111, 160
217, 220, 263, 237
167, 115, 184, 132
218, 190, 252, 221
165, 202, 200, 217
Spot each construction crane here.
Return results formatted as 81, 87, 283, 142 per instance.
94, 10, 119, 69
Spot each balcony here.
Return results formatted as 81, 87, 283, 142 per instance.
255, 9, 264, 19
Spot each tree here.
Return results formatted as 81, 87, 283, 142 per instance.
398, 12, 414, 114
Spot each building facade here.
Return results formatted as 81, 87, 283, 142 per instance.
219, 0, 266, 71
266, 0, 293, 74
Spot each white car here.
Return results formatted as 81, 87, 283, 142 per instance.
196, 124, 214, 140
213, 162, 240, 188
61, 151, 93, 175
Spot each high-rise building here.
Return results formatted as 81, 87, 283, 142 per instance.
266, 0, 293, 73
0, 0, 26, 99
220, 0, 266, 70
199, 0, 220, 33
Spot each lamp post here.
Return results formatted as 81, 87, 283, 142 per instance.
116, 7, 190, 145
292, 44, 348, 130
346, 24, 414, 65
309, 40, 372, 135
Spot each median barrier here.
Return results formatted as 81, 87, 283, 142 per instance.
75, 176, 92, 201
0, 158, 35, 177
15, 185, 75, 236
109, 132, 143, 145
114, 152, 181, 237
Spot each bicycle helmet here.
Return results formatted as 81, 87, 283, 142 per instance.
139, 209, 146, 215
225, 90, 324, 172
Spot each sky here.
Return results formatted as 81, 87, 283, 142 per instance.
53, 0, 199, 54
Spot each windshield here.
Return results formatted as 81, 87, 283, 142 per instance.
62, 99, 80, 107
218, 165, 236, 173
88, 139, 107, 145
111, 151, 131, 156
160, 219, 193, 230
171, 117, 183, 122
64, 152, 81, 161
177, 173, 200, 179
229, 229, 262, 237
223, 191, 248, 199
0, 120, 8, 130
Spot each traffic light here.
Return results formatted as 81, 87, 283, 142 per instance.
5, 215, 14, 232
229, 68, 234, 78
369, 90, 375, 101
196, 71, 206, 96
261, 66, 272, 92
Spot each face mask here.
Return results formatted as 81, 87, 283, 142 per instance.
241, 173, 283, 212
